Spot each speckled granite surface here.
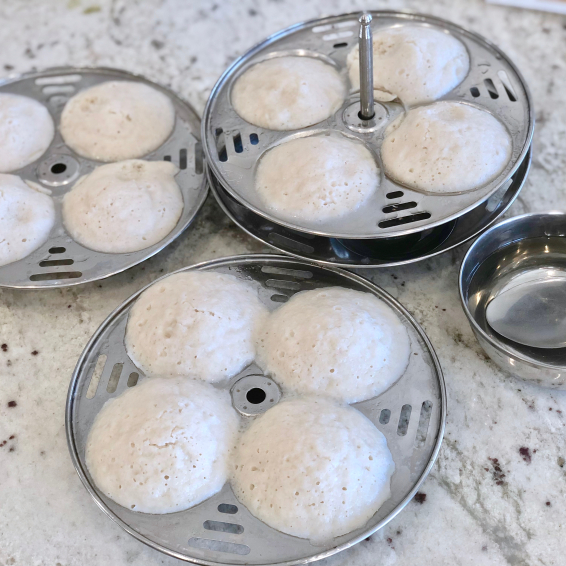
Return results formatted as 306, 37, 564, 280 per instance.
0, 1, 565, 565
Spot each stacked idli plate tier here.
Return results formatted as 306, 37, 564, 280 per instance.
203, 11, 534, 268
0, 67, 207, 288
66, 254, 446, 565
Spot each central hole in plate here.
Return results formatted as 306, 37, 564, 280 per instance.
51, 163, 67, 174
246, 388, 266, 404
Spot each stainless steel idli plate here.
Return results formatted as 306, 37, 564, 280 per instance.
66, 254, 446, 566
209, 148, 531, 268
0, 67, 207, 289
203, 11, 534, 239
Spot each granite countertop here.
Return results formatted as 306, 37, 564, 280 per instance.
0, 0, 565, 564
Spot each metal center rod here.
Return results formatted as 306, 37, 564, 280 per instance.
358, 13, 375, 120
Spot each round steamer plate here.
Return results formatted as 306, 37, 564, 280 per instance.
209, 148, 531, 268
66, 255, 446, 566
203, 11, 534, 240
0, 67, 207, 289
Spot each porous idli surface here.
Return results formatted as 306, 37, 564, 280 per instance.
62, 160, 183, 253
60, 81, 175, 161
232, 56, 346, 130
381, 102, 512, 194
0, 174, 55, 267
125, 271, 268, 382
256, 287, 410, 403
255, 135, 379, 223
86, 377, 239, 514
347, 25, 469, 106
232, 397, 395, 540
0, 94, 54, 172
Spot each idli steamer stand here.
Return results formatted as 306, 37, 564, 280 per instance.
0, 67, 207, 288
203, 11, 534, 268
66, 254, 446, 565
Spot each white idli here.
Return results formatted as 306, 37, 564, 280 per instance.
86, 377, 239, 514
60, 81, 175, 161
381, 101, 512, 194
232, 56, 346, 131
0, 174, 55, 267
232, 397, 395, 540
62, 160, 183, 253
347, 25, 469, 106
125, 271, 268, 382
256, 287, 410, 403
0, 94, 54, 172
255, 135, 380, 223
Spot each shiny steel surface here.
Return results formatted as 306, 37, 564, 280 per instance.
485, 268, 566, 349
358, 14, 375, 120
0, 67, 207, 289
209, 149, 531, 268
203, 11, 534, 239
66, 254, 446, 565
460, 212, 566, 389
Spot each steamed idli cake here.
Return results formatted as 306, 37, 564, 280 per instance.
381, 101, 512, 194
86, 377, 239, 514
255, 135, 379, 223
125, 271, 268, 382
62, 160, 183, 253
232, 397, 395, 540
232, 56, 346, 130
0, 174, 55, 266
60, 81, 175, 161
256, 287, 410, 403
0, 94, 54, 172
347, 25, 469, 106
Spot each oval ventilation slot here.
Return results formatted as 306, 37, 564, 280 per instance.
86, 354, 107, 399
378, 212, 431, 229
397, 404, 412, 436
187, 538, 250, 556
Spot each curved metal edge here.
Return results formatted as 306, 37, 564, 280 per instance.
208, 149, 531, 268
0, 65, 208, 290
66, 253, 447, 566
458, 210, 566, 373
202, 10, 535, 240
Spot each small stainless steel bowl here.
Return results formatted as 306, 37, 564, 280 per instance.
459, 212, 566, 389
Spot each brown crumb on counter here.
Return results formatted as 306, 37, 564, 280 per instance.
1, 344, 7, 352
7, 400, 17, 408
414, 492, 427, 504
519, 447, 532, 464
31, 350, 38, 356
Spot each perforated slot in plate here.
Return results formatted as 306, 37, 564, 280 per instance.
415, 400, 433, 448
378, 212, 432, 229
86, 354, 107, 399
382, 202, 417, 214
203, 520, 244, 534
218, 503, 238, 514
29, 271, 82, 281
484, 78, 499, 99
267, 233, 315, 254
188, 538, 250, 556
106, 363, 123, 394
397, 404, 412, 436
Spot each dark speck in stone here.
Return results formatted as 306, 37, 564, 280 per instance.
414, 492, 426, 504
482, 546, 487, 552
387, 537, 393, 544
7, 400, 17, 408
1, 343, 7, 352
24, 47, 35, 59
365, 536, 371, 542
519, 447, 532, 464
558, 457, 565, 468
31, 350, 38, 356
546, 501, 551, 506
9, 446, 14, 452
68, 305, 72, 308
7, 360, 11, 366
248, 8, 258, 15
9, 435, 14, 440
151, 39, 164, 50
4, 64, 14, 71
